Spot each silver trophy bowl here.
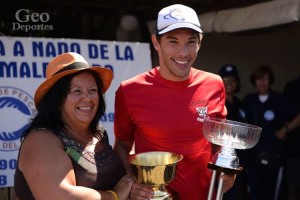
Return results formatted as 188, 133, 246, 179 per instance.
203, 117, 262, 169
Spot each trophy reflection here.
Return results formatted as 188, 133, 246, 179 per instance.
129, 151, 183, 200
202, 117, 262, 200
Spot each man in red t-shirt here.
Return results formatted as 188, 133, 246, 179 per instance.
114, 4, 235, 200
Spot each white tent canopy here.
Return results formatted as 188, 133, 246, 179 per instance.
147, 0, 300, 33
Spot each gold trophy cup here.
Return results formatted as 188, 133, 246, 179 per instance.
129, 151, 183, 200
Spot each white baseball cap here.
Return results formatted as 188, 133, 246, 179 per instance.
157, 4, 202, 35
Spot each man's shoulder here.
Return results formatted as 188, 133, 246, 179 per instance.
191, 68, 222, 81
120, 68, 154, 88
285, 76, 300, 88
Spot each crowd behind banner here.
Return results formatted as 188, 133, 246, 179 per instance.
0, 36, 151, 188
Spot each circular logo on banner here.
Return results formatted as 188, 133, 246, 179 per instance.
0, 86, 37, 151
264, 110, 275, 121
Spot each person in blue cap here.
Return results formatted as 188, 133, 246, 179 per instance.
219, 64, 246, 122
219, 64, 248, 200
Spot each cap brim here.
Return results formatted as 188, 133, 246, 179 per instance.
158, 22, 202, 34
34, 66, 113, 106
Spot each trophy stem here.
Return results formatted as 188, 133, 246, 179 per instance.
221, 146, 236, 156
212, 146, 239, 169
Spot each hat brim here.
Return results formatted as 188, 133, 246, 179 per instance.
34, 66, 113, 106
158, 22, 202, 34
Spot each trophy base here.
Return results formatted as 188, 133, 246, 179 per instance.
207, 162, 243, 174
207, 162, 243, 200
152, 187, 172, 200
151, 194, 172, 200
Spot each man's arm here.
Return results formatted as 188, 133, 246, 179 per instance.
114, 138, 135, 175
276, 112, 300, 140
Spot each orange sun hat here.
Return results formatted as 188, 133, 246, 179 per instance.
34, 52, 113, 106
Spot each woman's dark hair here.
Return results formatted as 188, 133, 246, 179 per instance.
22, 70, 106, 140
250, 65, 275, 86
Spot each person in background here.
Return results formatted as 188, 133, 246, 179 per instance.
113, 4, 235, 200
243, 65, 297, 200
219, 64, 249, 200
14, 52, 133, 200
219, 64, 246, 122
275, 75, 300, 200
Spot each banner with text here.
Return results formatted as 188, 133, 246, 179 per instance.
0, 36, 151, 187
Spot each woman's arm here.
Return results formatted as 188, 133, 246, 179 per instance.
19, 130, 132, 200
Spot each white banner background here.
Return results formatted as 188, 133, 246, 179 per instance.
0, 36, 151, 187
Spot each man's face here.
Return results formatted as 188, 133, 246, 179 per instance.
152, 28, 201, 81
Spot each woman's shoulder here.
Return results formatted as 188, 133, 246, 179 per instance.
233, 96, 243, 104
243, 92, 256, 100
17, 129, 75, 199
24, 129, 61, 144
19, 129, 64, 164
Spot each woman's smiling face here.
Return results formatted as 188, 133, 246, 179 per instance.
61, 71, 99, 128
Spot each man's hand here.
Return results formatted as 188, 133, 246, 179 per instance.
220, 173, 236, 193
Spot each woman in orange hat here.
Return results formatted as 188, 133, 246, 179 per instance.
14, 52, 133, 200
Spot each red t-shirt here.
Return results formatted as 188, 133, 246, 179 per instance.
114, 67, 227, 200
